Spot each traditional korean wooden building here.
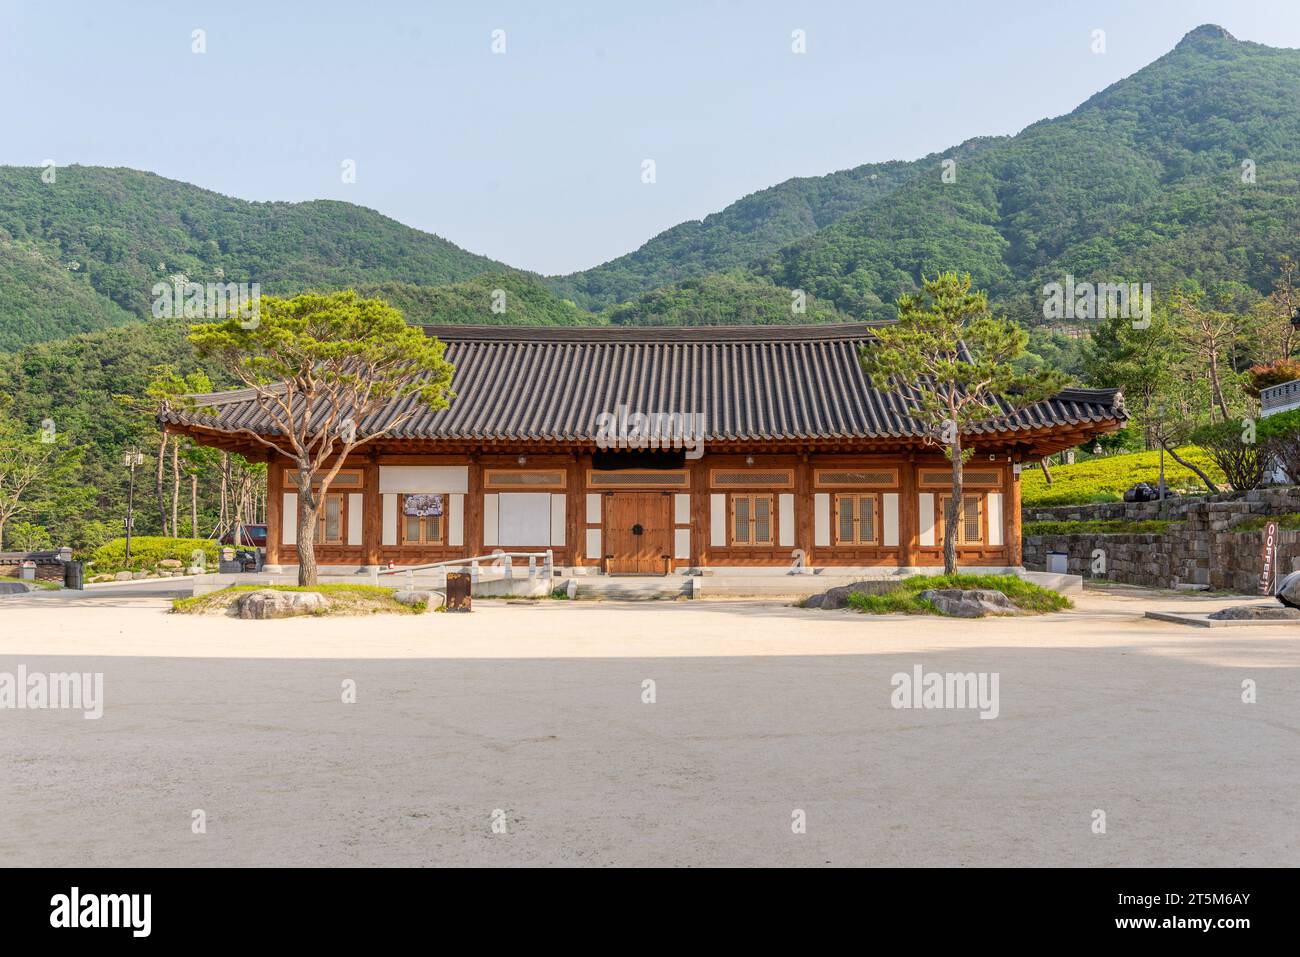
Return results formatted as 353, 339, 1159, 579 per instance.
162, 324, 1126, 575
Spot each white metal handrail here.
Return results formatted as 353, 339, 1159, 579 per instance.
373, 549, 554, 587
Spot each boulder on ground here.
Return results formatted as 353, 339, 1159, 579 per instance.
130, 571, 149, 580
803, 581, 877, 610
236, 589, 330, 620
393, 589, 439, 610
114, 571, 134, 581
158, 559, 183, 570
1209, 604, 1300, 621
918, 588, 1019, 618
1277, 570, 1300, 609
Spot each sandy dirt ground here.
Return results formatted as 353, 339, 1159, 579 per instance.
1, 587, 1297, 866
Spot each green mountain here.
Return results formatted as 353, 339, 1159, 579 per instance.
548, 145, 997, 310
755, 25, 1300, 323
0, 165, 513, 348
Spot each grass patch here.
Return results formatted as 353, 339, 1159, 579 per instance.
172, 583, 425, 616
1021, 447, 1223, 507
846, 573, 1071, 616
1023, 519, 1179, 536
1234, 512, 1300, 532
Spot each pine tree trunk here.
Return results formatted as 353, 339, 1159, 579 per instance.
171, 443, 180, 537
218, 453, 229, 536
191, 474, 198, 538
945, 433, 963, 576
297, 490, 319, 586
1040, 456, 1054, 486
156, 433, 169, 536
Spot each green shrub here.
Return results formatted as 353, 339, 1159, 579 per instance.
846, 574, 1071, 616
88, 536, 220, 575
1258, 408, 1300, 482
1190, 421, 1267, 491
1234, 512, 1300, 532
1023, 519, 1179, 536
1021, 447, 1224, 507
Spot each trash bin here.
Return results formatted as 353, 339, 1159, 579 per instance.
64, 560, 84, 590
1047, 551, 1069, 574
445, 572, 472, 612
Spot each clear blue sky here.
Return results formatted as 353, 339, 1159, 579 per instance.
2, 0, 1298, 275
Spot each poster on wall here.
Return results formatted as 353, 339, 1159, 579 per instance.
403, 493, 444, 517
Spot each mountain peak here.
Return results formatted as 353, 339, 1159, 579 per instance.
1175, 24, 1237, 50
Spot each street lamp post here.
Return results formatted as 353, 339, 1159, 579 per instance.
123, 449, 145, 564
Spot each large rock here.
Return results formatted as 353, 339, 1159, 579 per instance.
114, 571, 134, 581
1209, 604, 1300, 621
1277, 570, 1300, 609
236, 589, 330, 620
804, 581, 877, 610
917, 588, 1019, 618
394, 589, 439, 610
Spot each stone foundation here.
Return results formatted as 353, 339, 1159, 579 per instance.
1023, 487, 1300, 592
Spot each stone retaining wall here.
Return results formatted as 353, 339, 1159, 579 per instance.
1022, 487, 1300, 592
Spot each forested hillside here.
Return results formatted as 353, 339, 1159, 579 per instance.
755, 25, 1300, 323
0, 166, 512, 347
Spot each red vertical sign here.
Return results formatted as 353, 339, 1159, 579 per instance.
1258, 521, 1278, 595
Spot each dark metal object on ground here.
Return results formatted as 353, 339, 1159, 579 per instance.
445, 572, 472, 612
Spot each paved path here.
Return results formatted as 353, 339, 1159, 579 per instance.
1, 592, 1296, 866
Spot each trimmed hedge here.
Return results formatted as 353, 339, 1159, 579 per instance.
1022, 447, 1225, 507
1022, 519, 1179, 536
88, 537, 221, 575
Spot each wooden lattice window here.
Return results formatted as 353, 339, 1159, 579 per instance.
834, 493, 879, 546
483, 469, 567, 491
816, 469, 898, 488
937, 494, 984, 546
730, 494, 774, 546
711, 469, 794, 488
317, 493, 347, 545
400, 494, 444, 545
920, 469, 1001, 488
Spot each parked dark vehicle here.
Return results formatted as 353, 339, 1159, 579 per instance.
1123, 483, 1176, 503
219, 524, 267, 548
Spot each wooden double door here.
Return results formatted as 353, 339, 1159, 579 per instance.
604, 491, 672, 575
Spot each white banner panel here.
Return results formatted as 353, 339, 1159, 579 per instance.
448, 494, 465, 547
381, 493, 398, 546
987, 492, 1004, 547
709, 494, 727, 547
883, 492, 900, 547
674, 493, 691, 525
482, 494, 499, 547
550, 494, 567, 547
778, 493, 795, 547
585, 528, 602, 560
379, 465, 468, 494
347, 493, 364, 546
813, 493, 830, 547
674, 528, 691, 560
585, 493, 602, 524
282, 493, 298, 545
919, 493, 935, 547
498, 492, 550, 545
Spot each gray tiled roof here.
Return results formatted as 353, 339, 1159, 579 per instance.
162, 323, 1125, 444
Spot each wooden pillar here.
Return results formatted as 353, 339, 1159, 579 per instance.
691, 457, 709, 567
899, 453, 918, 568
465, 454, 484, 558
264, 455, 282, 569
363, 457, 381, 569
567, 452, 585, 569
1006, 453, 1023, 567
796, 453, 814, 567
